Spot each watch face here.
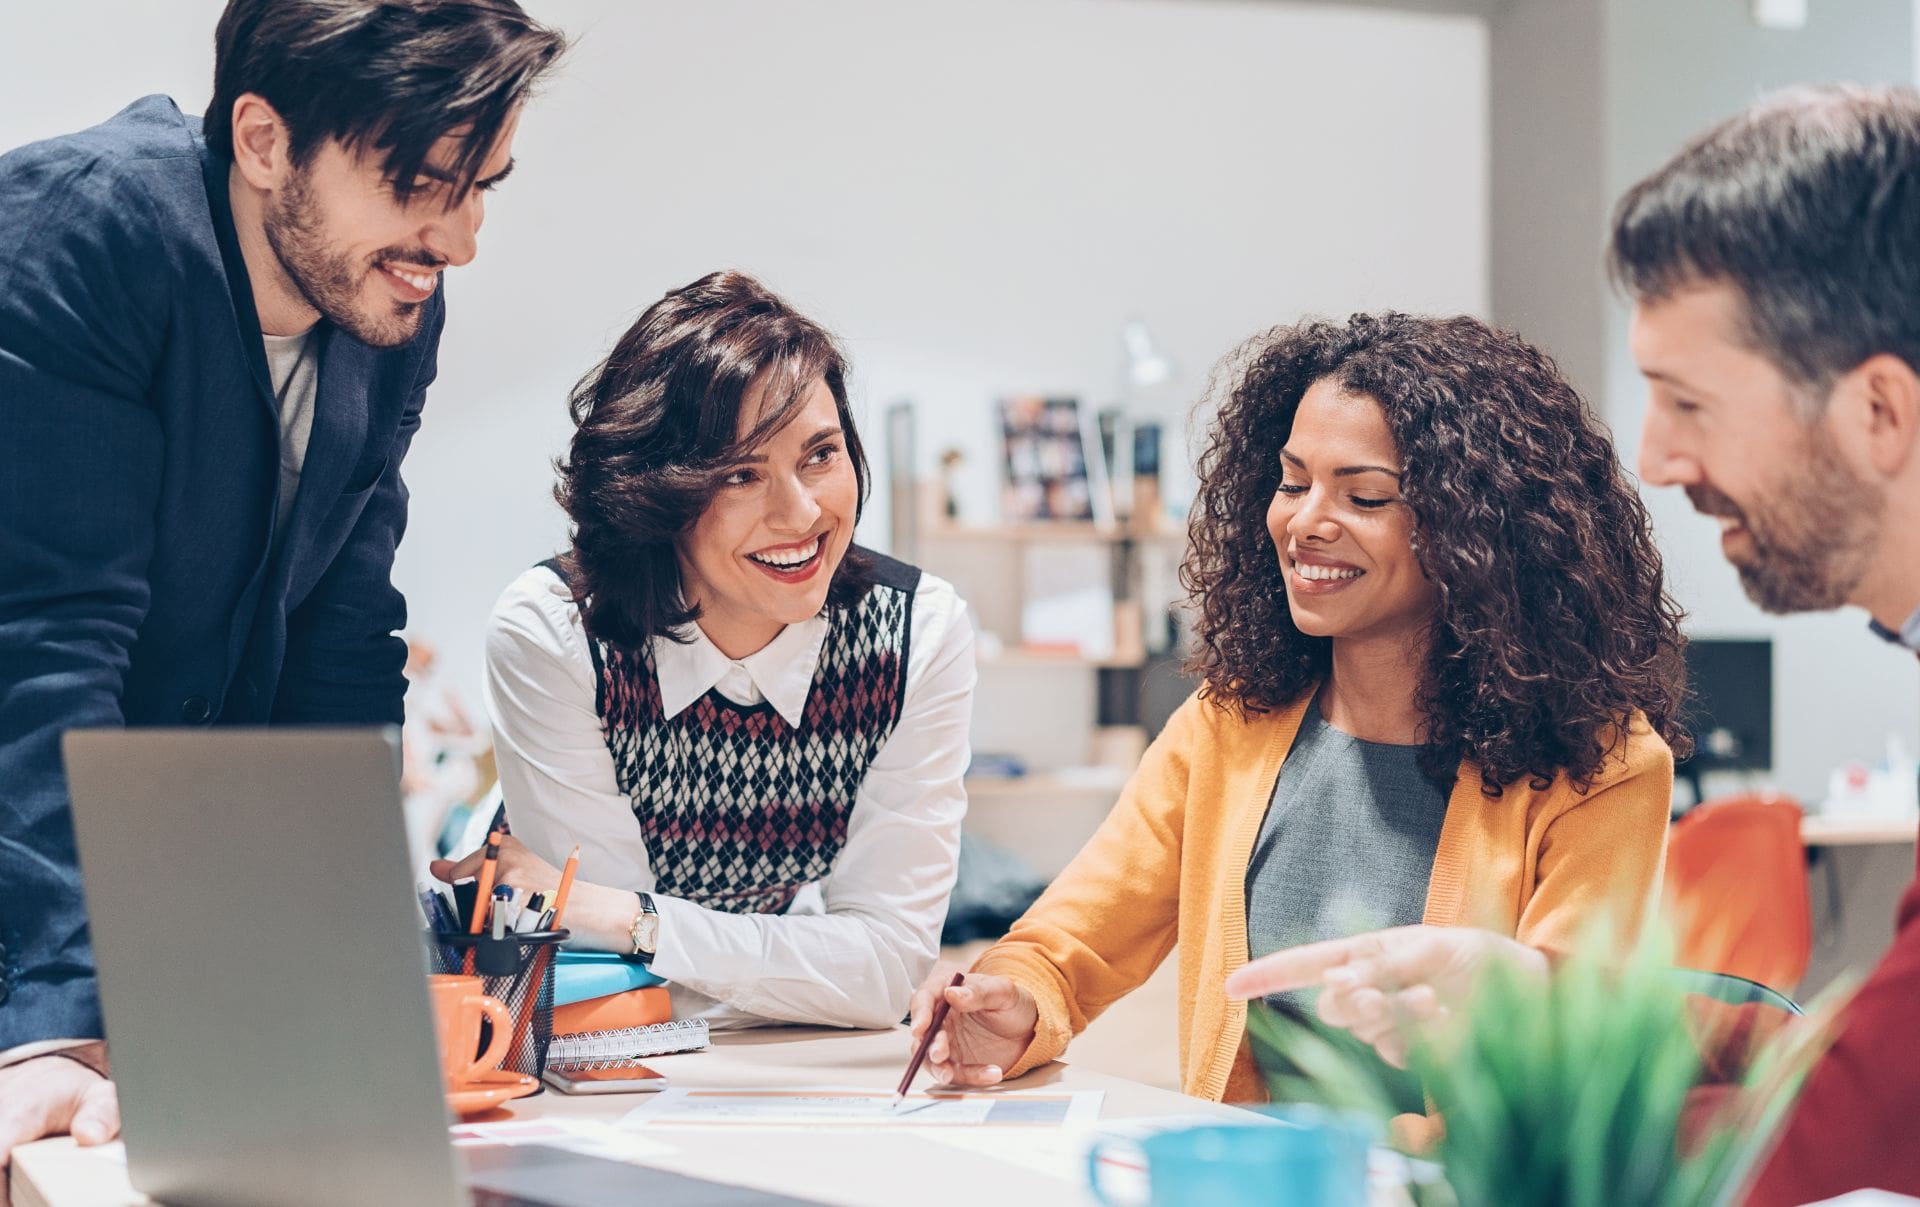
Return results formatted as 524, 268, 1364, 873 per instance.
635, 912, 660, 952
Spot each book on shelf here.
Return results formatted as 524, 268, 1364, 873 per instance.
1131, 421, 1163, 522
1018, 542, 1115, 661
1097, 407, 1134, 522
999, 395, 1094, 522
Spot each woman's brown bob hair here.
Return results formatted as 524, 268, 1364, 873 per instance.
1184, 312, 1691, 795
555, 271, 875, 648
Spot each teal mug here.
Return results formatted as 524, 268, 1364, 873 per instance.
1085, 1110, 1373, 1207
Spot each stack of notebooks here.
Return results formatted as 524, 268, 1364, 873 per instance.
547, 952, 708, 1069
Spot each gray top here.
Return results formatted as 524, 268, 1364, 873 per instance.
262, 328, 318, 536
1243, 697, 1452, 1110
1244, 696, 1451, 997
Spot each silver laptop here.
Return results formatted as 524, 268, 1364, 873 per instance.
64, 728, 467, 1207
63, 728, 815, 1207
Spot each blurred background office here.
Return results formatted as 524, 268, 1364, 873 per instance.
5, 0, 1916, 1085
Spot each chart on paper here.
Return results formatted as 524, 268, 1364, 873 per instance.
622, 1087, 1104, 1129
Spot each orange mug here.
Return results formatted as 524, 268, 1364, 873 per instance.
428, 973, 513, 1089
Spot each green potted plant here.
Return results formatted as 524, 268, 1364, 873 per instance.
1247, 928, 1852, 1206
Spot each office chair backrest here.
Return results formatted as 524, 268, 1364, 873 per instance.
1668, 967, 1803, 1015
1665, 793, 1812, 993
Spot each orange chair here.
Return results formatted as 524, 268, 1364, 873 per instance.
1665, 793, 1813, 993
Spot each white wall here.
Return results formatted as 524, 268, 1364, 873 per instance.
1488, 0, 1606, 401
0, 0, 1489, 702
1601, 0, 1920, 805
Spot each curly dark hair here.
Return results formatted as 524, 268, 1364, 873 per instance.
1184, 312, 1690, 795
554, 270, 874, 649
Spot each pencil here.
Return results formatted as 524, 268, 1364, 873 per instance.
548, 845, 582, 926
895, 972, 966, 1107
463, 831, 503, 975
468, 831, 504, 933
507, 845, 581, 1063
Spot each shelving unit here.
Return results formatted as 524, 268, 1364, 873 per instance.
917, 519, 1169, 543
894, 480, 1191, 876
960, 768, 1133, 880
976, 650, 1146, 670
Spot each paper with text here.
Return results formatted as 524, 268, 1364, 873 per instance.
620, 1086, 1103, 1129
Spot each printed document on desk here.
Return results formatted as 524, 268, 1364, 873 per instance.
621, 1087, 1103, 1129
451, 1117, 676, 1162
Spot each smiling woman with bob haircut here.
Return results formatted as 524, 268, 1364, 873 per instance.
437, 271, 975, 1029
908, 312, 1689, 1106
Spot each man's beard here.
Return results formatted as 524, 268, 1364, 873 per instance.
1688, 422, 1883, 614
263, 167, 434, 349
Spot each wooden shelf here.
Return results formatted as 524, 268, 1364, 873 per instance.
964, 767, 1131, 800
962, 769, 1134, 878
978, 650, 1146, 670
923, 520, 1184, 544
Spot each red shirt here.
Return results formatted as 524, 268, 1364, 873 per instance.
1746, 846, 1920, 1204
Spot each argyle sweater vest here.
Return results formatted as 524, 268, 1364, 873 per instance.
566, 551, 918, 915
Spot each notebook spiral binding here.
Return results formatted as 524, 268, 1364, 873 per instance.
545, 1018, 710, 1069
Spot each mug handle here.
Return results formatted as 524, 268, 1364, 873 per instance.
1086, 1139, 1121, 1207
461, 992, 514, 1084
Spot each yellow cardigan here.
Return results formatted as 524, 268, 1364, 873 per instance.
972, 687, 1674, 1103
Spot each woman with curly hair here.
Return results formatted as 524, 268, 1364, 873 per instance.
907, 312, 1688, 1105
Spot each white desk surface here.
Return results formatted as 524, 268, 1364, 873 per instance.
1801, 813, 1920, 847
12, 1026, 1254, 1207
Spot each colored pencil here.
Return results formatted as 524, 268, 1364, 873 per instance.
507, 846, 581, 1063
462, 831, 503, 975
895, 972, 966, 1106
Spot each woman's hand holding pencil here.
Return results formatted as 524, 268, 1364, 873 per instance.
904, 963, 1040, 1089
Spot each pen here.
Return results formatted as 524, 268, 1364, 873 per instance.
431, 888, 460, 934
895, 972, 966, 1110
491, 895, 507, 941
450, 877, 478, 933
425, 887, 461, 965
500, 885, 522, 931
511, 892, 544, 934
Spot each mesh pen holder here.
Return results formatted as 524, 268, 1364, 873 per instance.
428, 929, 569, 1082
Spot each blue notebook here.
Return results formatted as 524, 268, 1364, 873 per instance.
551, 951, 665, 1007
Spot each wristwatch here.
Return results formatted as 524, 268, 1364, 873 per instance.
628, 892, 660, 962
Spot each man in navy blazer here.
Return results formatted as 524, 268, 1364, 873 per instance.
0, 0, 562, 1173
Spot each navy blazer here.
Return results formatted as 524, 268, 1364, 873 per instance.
0, 97, 444, 1048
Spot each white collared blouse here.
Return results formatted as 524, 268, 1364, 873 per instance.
482, 562, 975, 1030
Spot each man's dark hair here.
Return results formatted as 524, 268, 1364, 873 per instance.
205, 0, 565, 204
556, 271, 877, 650
1608, 84, 1920, 408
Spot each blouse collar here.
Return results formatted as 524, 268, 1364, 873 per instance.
649, 612, 830, 726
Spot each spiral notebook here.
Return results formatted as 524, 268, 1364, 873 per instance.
546, 1018, 710, 1068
